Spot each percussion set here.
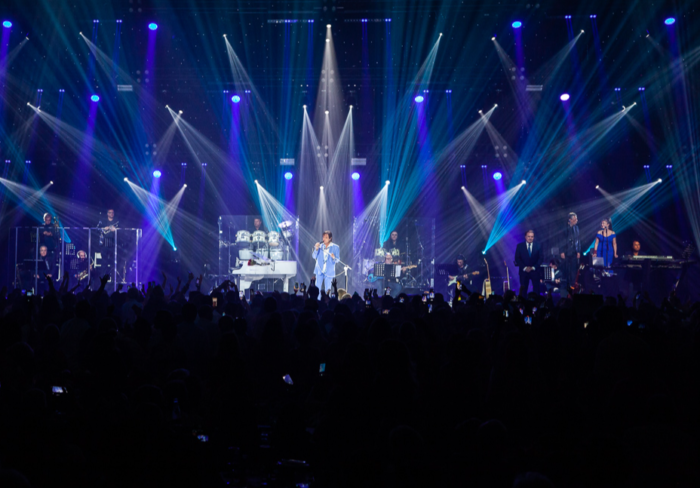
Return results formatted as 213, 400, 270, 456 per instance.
234, 221, 295, 261
364, 246, 418, 287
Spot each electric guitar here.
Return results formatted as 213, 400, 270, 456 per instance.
366, 264, 417, 283
447, 271, 480, 287
483, 258, 492, 296
100, 221, 119, 246
571, 263, 586, 294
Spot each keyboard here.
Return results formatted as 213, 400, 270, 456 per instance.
230, 260, 297, 292
623, 255, 674, 261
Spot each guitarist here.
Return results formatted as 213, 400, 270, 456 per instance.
560, 212, 581, 292
514, 230, 543, 298
374, 253, 403, 299
448, 254, 481, 288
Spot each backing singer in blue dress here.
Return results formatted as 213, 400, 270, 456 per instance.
593, 218, 617, 267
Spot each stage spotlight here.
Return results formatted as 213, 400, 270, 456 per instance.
183, 184, 187, 187
124, 177, 129, 181
325, 110, 329, 114
560, 93, 570, 101
2, 20, 12, 28
351, 172, 360, 180
90, 94, 100, 102
482, 250, 486, 255
148, 22, 158, 30
178, 110, 183, 114
657, 178, 663, 182
521, 180, 526, 184
664, 18, 676, 25
512, 21, 522, 28
153, 170, 162, 178
491, 36, 496, 40
284, 172, 293, 180
494, 103, 498, 107
303, 104, 307, 109
478, 109, 483, 113
254, 179, 258, 184
385, 180, 390, 185
231, 95, 240, 103
596, 185, 600, 189
325, 39, 330, 43
414, 95, 424, 103
326, 24, 331, 28
493, 172, 503, 181
666, 165, 673, 169
50, 181, 54, 185
349, 105, 353, 109
320, 186, 324, 190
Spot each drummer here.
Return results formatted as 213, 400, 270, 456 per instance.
250, 217, 267, 254
382, 230, 404, 264
251, 217, 266, 233
383, 230, 400, 252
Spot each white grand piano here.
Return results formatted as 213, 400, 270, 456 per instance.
230, 259, 297, 292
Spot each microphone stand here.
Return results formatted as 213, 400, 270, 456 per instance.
414, 220, 425, 287
336, 259, 352, 291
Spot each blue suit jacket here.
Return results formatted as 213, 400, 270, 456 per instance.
313, 243, 340, 277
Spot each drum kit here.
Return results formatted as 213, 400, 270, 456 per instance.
235, 221, 295, 261
367, 246, 418, 287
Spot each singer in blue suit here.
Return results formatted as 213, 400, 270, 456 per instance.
313, 230, 340, 294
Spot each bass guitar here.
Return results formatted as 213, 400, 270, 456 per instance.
483, 258, 492, 296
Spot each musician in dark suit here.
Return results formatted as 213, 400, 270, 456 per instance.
33, 244, 57, 292
514, 230, 543, 297
560, 212, 581, 291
